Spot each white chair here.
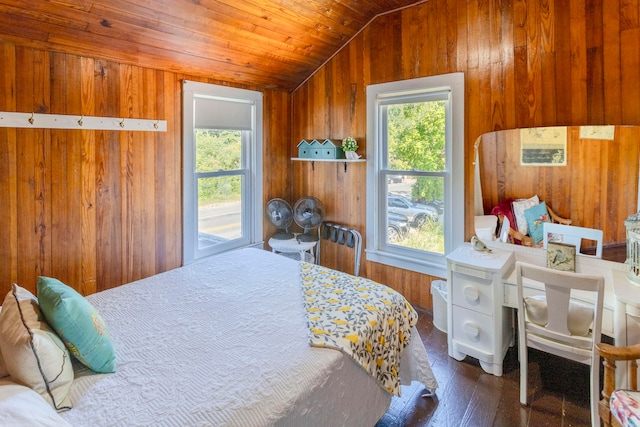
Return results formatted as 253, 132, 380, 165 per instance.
516, 261, 605, 427
543, 222, 604, 258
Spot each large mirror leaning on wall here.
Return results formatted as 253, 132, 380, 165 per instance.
473, 125, 640, 263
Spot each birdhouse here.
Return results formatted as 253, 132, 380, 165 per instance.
318, 139, 345, 159
307, 139, 325, 158
297, 139, 345, 159
625, 212, 640, 287
296, 139, 312, 158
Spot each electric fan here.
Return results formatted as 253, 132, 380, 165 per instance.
265, 198, 294, 240
293, 197, 325, 242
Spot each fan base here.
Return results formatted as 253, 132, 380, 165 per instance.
296, 233, 319, 242
271, 232, 295, 240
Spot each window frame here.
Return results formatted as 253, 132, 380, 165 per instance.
365, 73, 465, 278
182, 80, 263, 264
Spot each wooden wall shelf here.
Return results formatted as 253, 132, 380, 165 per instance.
291, 157, 365, 172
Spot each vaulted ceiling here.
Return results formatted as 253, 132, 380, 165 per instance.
0, 0, 422, 91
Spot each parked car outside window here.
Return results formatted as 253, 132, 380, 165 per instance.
387, 194, 438, 227
387, 212, 409, 243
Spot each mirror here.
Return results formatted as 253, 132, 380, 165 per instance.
474, 125, 640, 263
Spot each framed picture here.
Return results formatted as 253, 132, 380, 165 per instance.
520, 127, 567, 166
547, 242, 576, 272
579, 125, 615, 140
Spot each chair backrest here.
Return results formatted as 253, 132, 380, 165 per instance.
516, 262, 605, 360
542, 222, 604, 258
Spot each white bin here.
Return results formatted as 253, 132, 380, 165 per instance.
430, 280, 447, 333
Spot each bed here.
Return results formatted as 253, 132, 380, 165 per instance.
1, 248, 437, 426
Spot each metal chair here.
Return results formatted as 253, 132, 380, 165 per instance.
516, 261, 605, 427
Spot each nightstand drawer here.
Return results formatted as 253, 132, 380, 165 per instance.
451, 306, 494, 354
451, 270, 493, 315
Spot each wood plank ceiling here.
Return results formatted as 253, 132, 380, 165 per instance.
0, 0, 422, 91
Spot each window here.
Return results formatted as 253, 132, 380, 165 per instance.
182, 80, 263, 264
365, 73, 464, 278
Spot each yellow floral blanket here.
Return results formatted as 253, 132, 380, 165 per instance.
300, 262, 417, 396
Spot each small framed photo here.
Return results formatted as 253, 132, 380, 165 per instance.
547, 242, 576, 272
579, 125, 615, 140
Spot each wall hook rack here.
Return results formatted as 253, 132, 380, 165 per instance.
0, 111, 167, 132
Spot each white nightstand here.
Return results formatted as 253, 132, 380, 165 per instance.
446, 242, 515, 376
268, 235, 318, 263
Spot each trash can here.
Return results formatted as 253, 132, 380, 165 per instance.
430, 280, 448, 333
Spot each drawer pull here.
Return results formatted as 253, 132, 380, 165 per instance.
463, 322, 479, 339
463, 286, 480, 303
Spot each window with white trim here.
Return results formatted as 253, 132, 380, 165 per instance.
182, 80, 263, 264
365, 73, 464, 278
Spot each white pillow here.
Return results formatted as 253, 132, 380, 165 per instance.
0, 379, 72, 426
524, 295, 594, 336
512, 195, 540, 236
0, 285, 74, 411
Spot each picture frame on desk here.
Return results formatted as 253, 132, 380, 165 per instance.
547, 242, 576, 272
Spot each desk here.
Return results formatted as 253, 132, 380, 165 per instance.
611, 266, 640, 388
268, 235, 318, 263
613, 271, 640, 347
447, 241, 629, 376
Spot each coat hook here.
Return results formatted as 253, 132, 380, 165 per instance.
78, 115, 84, 126
28, 112, 34, 125
153, 120, 159, 129
119, 118, 125, 128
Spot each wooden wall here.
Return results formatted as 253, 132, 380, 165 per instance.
292, 0, 640, 310
0, 43, 291, 298
3, 0, 640, 312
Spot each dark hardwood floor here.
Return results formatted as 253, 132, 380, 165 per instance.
376, 307, 593, 427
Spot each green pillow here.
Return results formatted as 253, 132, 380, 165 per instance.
524, 201, 551, 244
37, 277, 116, 373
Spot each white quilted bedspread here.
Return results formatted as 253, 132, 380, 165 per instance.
59, 248, 437, 427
